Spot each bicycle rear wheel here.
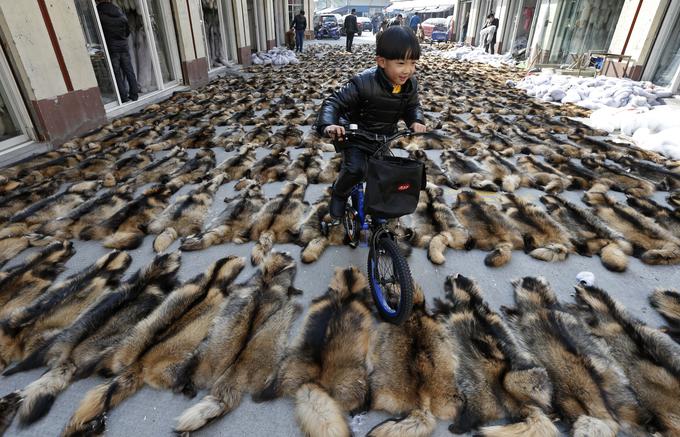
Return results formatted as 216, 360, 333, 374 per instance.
367, 236, 414, 324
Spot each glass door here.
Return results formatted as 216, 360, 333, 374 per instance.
201, 0, 228, 70
146, 0, 181, 85
457, 0, 472, 43
0, 45, 33, 152
651, 10, 680, 87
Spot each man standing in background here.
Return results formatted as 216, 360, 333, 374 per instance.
96, 0, 138, 102
291, 10, 307, 53
343, 9, 359, 53
409, 12, 421, 32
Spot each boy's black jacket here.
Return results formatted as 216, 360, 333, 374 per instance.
315, 66, 424, 136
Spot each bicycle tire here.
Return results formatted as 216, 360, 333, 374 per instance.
367, 236, 414, 325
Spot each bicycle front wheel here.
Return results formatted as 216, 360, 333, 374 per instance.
367, 236, 414, 325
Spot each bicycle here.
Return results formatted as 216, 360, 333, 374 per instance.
324, 125, 430, 325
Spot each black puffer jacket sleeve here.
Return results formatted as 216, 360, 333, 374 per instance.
315, 79, 360, 136
404, 81, 424, 127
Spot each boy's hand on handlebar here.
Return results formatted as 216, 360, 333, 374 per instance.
324, 125, 346, 141
410, 122, 427, 133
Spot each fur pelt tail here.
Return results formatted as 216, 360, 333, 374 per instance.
62, 364, 143, 437
153, 227, 177, 253
484, 242, 513, 267
251, 230, 274, 266
301, 237, 328, 264
174, 387, 243, 433
476, 406, 558, 437
0, 391, 21, 435
650, 289, 680, 342
103, 230, 145, 250
367, 408, 436, 437
295, 383, 350, 437
17, 361, 76, 425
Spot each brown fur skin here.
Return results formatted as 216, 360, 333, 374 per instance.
181, 180, 266, 251
165, 148, 216, 192
173, 253, 302, 432
253, 267, 373, 437
408, 149, 458, 189
433, 275, 556, 437
211, 144, 257, 181
406, 184, 472, 265
503, 277, 638, 437
571, 285, 680, 435
452, 190, 523, 267
62, 255, 243, 437
0, 180, 60, 223
248, 145, 291, 183
516, 155, 572, 193
285, 148, 324, 184
501, 193, 574, 262
367, 285, 462, 437
626, 196, 680, 239
147, 174, 224, 244
0, 251, 131, 376
0, 233, 54, 268
317, 153, 343, 184
79, 184, 172, 250
650, 289, 680, 343
0, 254, 180, 429
541, 194, 631, 272
247, 178, 308, 251
297, 188, 348, 264
441, 150, 500, 191
583, 191, 680, 265
580, 157, 657, 197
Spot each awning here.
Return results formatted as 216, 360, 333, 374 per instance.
385, 0, 454, 13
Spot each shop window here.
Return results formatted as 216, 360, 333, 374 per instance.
201, 0, 228, 69
0, 45, 32, 152
288, 0, 303, 26
651, 12, 680, 87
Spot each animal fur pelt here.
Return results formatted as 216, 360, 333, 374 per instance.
271, 125, 304, 147
0, 232, 54, 268
0, 253, 179, 424
181, 179, 266, 251
452, 190, 523, 267
406, 184, 472, 264
571, 284, 680, 435
503, 277, 642, 437
650, 289, 680, 343
580, 157, 656, 197
173, 252, 302, 432
408, 149, 458, 189
297, 188, 348, 263
501, 193, 574, 262
441, 150, 499, 191
285, 148, 324, 183
541, 194, 632, 272
583, 191, 680, 265
317, 153, 342, 184
147, 174, 225, 252
242, 124, 271, 144
626, 196, 680, 239
165, 148, 216, 191
248, 178, 308, 265
0, 250, 131, 376
211, 144, 257, 181
0, 180, 60, 223
61, 255, 244, 437
247, 145, 291, 183
124, 147, 187, 187
434, 275, 556, 437
516, 155, 572, 193
253, 267, 373, 437
367, 284, 462, 437
79, 184, 172, 250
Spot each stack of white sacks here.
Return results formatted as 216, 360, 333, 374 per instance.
516, 73, 680, 159
251, 47, 299, 66
435, 46, 516, 68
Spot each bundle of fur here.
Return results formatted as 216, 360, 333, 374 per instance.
441, 150, 499, 191
253, 267, 373, 437
650, 289, 680, 343
626, 196, 680, 239
173, 252, 302, 432
165, 148, 216, 191
571, 284, 680, 435
435, 275, 556, 437
285, 148, 324, 183
211, 144, 257, 181
297, 187, 348, 263
247, 144, 291, 183
61, 255, 243, 437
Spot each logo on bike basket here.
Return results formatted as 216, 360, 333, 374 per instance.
397, 183, 411, 191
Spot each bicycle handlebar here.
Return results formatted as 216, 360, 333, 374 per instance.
331, 126, 445, 155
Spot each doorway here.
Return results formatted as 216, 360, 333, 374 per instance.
0, 44, 34, 153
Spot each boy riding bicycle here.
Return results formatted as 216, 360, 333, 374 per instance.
315, 26, 427, 220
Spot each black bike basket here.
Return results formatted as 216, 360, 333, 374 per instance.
365, 155, 425, 218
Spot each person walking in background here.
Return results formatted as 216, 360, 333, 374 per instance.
409, 12, 421, 32
96, 0, 138, 102
291, 10, 307, 53
389, 14, 403, 27
371, 14, 380, 35
343, 9, 359, 53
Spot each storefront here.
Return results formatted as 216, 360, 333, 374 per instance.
643, 1, 680, 92
74, 0, 183, 112
0, 45, 35, 158
500, 0, 537, 57
527, 0, 625, 65
200, 0, 239, 71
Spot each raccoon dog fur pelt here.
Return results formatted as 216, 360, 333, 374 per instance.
297, 188, 348, 263
504, 277, 643, 437
253, 267, 373, 437
650, 289, 680, 343
173, 252, 302, 432
0, 253, 179, 429
572, 284, 680, 435
61, 255, 244, 437
432, 275, 556, 437
367, 284, 461, 437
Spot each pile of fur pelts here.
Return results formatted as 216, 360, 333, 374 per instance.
0, 248, 678, 437
251, 47, 300, 66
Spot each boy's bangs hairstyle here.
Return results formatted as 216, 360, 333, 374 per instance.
376, 27, 421, 60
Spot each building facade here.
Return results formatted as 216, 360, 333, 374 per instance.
0, 0, 294, 165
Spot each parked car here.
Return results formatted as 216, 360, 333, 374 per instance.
339, 15, 362, 36
315, 14, 340, 28
357, 16, 372, 32
421, 17, 448, 40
